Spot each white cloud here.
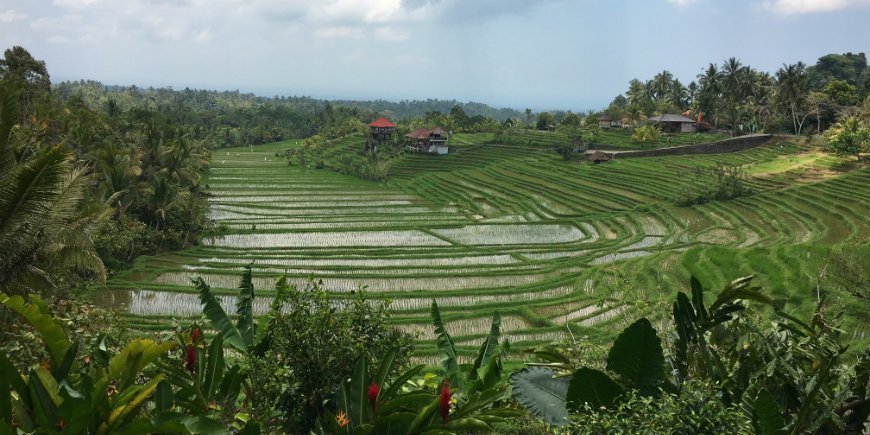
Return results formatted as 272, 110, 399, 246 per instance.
47, 35, 72, 44
666, 0, 699, 6
53, 0, 101, 8
373, 26, 408, 41
194, 28, 213, 43
0, 9, 27, 22
761, 0, 870, 14
314, 26, 365, 39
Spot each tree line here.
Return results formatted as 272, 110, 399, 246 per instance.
599, 52, 870, 135
0, 46, 217, 293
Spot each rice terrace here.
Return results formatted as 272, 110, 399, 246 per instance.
105, 130, 870, 362
4, 3, 870, 431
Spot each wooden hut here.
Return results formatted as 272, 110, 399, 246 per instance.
646, 114, 697, 133
405, 127, 449, 154
367, 117, 396, 152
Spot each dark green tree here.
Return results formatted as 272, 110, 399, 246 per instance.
0, 46, 51, 121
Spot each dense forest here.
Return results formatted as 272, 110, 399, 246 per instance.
53, 80, 524, 149
1, 45, 869, 434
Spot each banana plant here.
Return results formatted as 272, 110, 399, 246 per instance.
192, 263, 257, 354
0, 293, 177, 434
318, 301, 519, 434
192, 263, 282, 357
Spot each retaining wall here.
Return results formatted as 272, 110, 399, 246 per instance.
607, 134, 773, 159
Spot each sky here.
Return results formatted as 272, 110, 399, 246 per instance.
1, 0, 869, 111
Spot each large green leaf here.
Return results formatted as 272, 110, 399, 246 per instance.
0, 293, 70, 367
709, 275, 771, 314
445, 417, 492, 432
509, 366, 569, 426
108, 340, 176, 387
193, 277, 247, 352
28, 367, 61, 428
351, 356, 371, 424
753, 388, 787, 435
371, 411, 416, 435
235, 264, 255, 348
469, 312, 501, 386
154, 380, 174, 413
382, 364, 425, 402
430, 300, 462, 387
216, 364, 243, 404
0, 144, 71, 245
672, 291, 696, 379
690, 276, 709, 325
105, 374, 166, 432
374, 347, 399, 395
202, 334, 225, 400
566, 368, 624, 412
605, 318, 665, 396
407, 394, 440, 434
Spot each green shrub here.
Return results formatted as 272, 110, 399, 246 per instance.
676, 161, 752, 206
567, 383, 751, 435
250, 279, 414, 433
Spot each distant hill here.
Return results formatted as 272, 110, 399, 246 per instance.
53, 80, 523, 122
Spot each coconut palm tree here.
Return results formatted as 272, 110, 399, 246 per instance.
697, 63, 722, 125
720, 57, 750, 132
667, 78, 689, 110
776, 62, 812, 134
0, 86, 105, 293
627, 79, 653, 116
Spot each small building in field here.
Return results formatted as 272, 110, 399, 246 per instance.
646, 114, 697, 133
367, 117, 397, 152
597, 116, 625, 129
405, 127, 449, 154
586, 150, 612, 164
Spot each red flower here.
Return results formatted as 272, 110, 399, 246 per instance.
185, 344, 196, 373
192, 327, 201, 343
440, 380, 451, 424
368, 381, 380, 414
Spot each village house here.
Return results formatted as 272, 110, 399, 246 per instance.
366, 117, 396, 152
405, 127, 449, 154
646, 114, 698, 133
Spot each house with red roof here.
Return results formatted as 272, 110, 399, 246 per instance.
405, 127, 449, 154
367, 117, 396, 152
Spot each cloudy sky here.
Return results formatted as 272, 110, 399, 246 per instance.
1, 0, 868, 110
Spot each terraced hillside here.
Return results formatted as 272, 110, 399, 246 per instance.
104, 138, 870, 362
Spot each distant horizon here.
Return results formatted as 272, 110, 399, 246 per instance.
52, 76, 587, 113
6, 0, 869, 113
51, 75, 607, 113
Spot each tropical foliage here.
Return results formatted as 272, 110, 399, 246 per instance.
510, 276, 870, 434
826, 117, 869, 159
0, 85, 105, 294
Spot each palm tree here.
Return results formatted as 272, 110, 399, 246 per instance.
627, 79, 653, 116
697, 63, 721, 125
667, 78, 688, 110
0, 87, 105, 293
686, 81, 699, 109
720, 57, 749, 132
776, 62, 811, 134
651, 71, 674, 101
